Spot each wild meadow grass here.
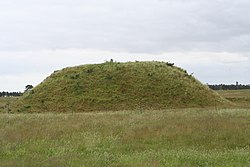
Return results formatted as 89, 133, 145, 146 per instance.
0, 97, 18, 113
0, 108, 249, 166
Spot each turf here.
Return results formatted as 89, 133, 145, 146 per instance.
14, 61, 229, 113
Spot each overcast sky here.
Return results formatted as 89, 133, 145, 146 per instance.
1, 0, 250, 91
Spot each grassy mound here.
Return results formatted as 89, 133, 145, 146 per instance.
15, 61, 228, 112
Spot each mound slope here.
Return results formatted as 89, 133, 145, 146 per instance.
15, 61, 228, 112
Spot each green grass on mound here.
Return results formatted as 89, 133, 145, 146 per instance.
14, 61, 228, 113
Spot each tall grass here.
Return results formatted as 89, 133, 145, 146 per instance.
0, 97, 18, 113
1, 108, 249, 166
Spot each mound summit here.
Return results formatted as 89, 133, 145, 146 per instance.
16, 61, 228, 112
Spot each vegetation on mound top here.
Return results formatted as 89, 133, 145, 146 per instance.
14, 61, 229, 112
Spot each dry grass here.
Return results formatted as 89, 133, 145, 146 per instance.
0, 97, 18, 113
0, 108, 249, 166
1, 89, 250, 166
217, 89, 250, 99
217, 89, 250, 108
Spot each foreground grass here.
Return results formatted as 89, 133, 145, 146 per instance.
0, 108, 249, 166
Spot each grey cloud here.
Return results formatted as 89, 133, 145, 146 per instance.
1, 0, 250, 53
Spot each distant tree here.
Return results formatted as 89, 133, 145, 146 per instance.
0, 91, 22, 97
208, 83, 250, 90
25, 85, 34, 92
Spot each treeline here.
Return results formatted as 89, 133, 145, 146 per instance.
0, 85, 33, 97
208, 84, 250, 90
0, 92, 23, 97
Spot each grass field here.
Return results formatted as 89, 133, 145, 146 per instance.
0, 109, 249, 166
217, 89, 250, 99
217, 89, 250, 108
0, 90, 250, 166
